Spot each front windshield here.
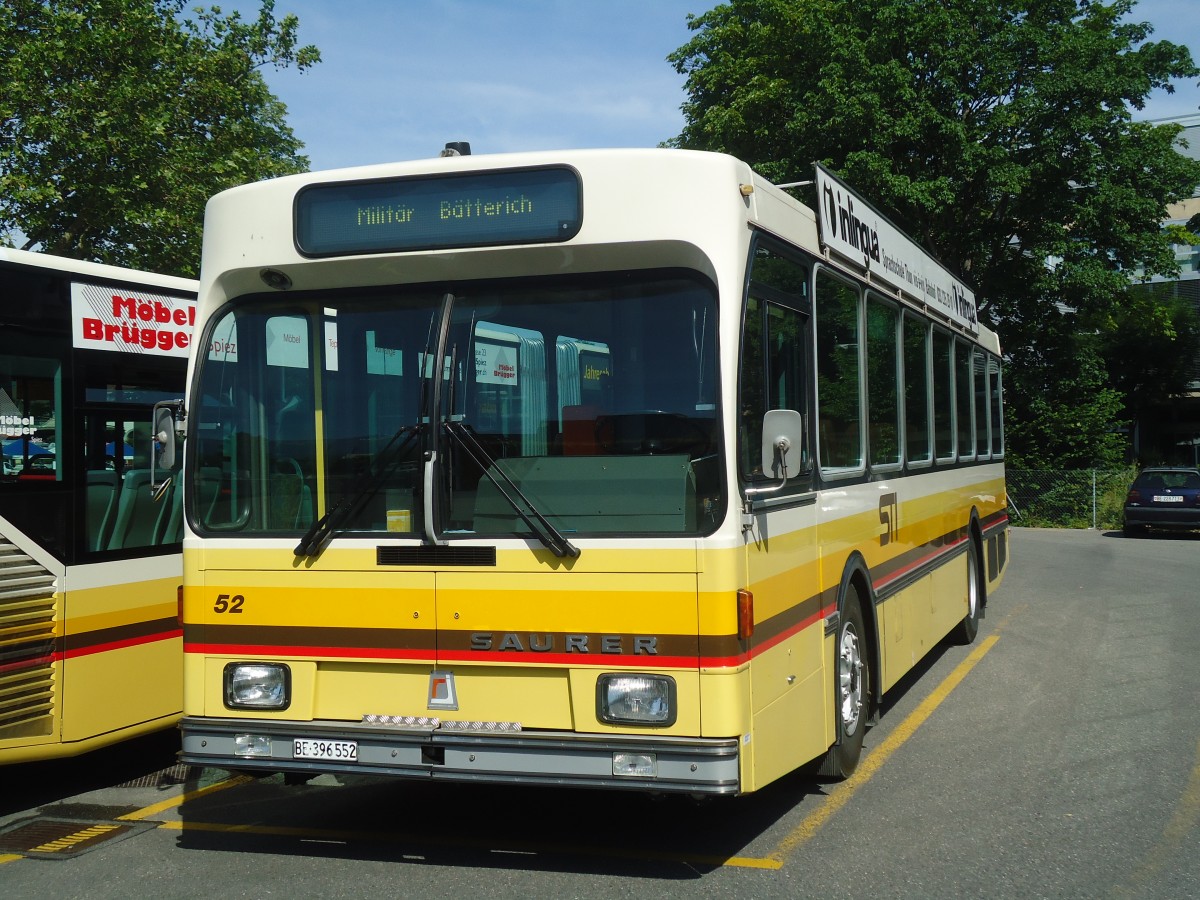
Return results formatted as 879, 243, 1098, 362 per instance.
191, 270, 721, 540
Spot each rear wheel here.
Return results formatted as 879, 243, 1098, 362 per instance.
953, 538, 982, 645
818, 588, 869, 779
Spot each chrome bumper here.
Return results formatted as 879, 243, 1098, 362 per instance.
180, 716, 741, 794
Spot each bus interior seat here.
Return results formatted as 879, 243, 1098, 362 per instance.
193, 466, 224, 526
269, 458, 313, 530
107, 469, 161, 550
86, 469, 119, 551
156, 474, 185, 544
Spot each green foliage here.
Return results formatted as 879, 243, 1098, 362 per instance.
0, 0, 320, 276
1007, 465, 1136, 529
1101, 281, 1200, 420
668, 0, 1200, 467
1005, 332, 1128, 468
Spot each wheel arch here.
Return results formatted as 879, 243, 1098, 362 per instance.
834, 551, 881, 717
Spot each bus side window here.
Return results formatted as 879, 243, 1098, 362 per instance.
866, 294, 901, 469
107, 469, 159, 550
740, 241, 811, 487
86, 469, 119, 551
933, 329, 955, 461
816, 271, 863, 474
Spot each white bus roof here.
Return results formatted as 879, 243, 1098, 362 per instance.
0, 247, 197, 293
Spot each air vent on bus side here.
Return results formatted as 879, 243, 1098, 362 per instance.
0, 536, 58, 739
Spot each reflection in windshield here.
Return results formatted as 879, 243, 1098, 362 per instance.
191, 271, 722, 542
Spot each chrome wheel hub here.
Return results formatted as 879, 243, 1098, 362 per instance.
838, 625, 864, 736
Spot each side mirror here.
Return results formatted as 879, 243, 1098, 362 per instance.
151, 399, 184, 489
154, 407, 176, 471
761, 409, 805, 480
747, 409, 806, 498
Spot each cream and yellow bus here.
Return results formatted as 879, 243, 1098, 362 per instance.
1, 248, 195, 763
175, 147, 1008, 794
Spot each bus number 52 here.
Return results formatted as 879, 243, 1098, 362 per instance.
214, 593, 245, 614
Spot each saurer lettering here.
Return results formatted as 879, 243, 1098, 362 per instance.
470, 632, 659, 655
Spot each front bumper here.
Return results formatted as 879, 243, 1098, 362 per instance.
180, 716, 741, 795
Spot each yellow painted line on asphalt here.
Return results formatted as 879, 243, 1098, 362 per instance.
0, 774, 252, 867
30, 822, 122, 854
768, 631, 1004, 865
118, 774, 254, 822
25, 607, 1015, 872
144, 625, 1001, 874
0, 623, 1004, 873
132, 622, 1010, 872
1114, 734, 1200, 897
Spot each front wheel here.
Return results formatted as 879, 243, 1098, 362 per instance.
818, 589, 870, 779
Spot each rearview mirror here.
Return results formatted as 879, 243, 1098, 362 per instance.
746, 409, 806, 498
150, 400, 184, 489
154, 406, 176, 471
761, 409, 805, 479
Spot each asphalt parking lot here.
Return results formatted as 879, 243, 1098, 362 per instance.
2, 527, 1197, 899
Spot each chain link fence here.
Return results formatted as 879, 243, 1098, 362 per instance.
1006, 467, 1138, 530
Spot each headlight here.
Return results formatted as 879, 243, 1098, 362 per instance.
224, 662, 290, 710
596, 673, 676, 726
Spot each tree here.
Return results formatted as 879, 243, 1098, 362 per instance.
0, 0, 320, 276
667, 0, 1200, 467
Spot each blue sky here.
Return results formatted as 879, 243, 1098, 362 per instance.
232, 0, 1200, 172
228, 0, 1200, 172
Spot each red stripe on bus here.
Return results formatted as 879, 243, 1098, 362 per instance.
872, 534, 967, 593
0, 654, 55, 674
63, 628, 183, 659
183, 611, 827, 671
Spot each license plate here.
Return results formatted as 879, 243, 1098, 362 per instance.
1153, 495, 1184, 503
293, 739, 358, 761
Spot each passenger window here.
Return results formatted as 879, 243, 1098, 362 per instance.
1, 357, 60, 483
933, 330, 954, 461
988, 357, 1004, 457
739, 242, 810, 485
816, 272, 863, 474
903, 315, 931, 465
955, 338, 974, 461
973, 349, 989, 458
866, 295, 900, 468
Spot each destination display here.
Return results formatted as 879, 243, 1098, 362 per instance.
295, 167, 582, 256
814, 163, 978, 334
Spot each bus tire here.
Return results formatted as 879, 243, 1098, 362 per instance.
817, 587, 869, 779
953, 538, 982, 645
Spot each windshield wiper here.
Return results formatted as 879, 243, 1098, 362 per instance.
443, 421, 580, 559
294, 423, 422, 558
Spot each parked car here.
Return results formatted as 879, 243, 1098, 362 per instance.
1123, 467, 1200, 536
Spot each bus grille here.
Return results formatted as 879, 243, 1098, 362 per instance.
0, 537, 58, 739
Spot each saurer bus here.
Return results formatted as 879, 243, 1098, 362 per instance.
1, 248, 196, 763
174, 147, 1008, 794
